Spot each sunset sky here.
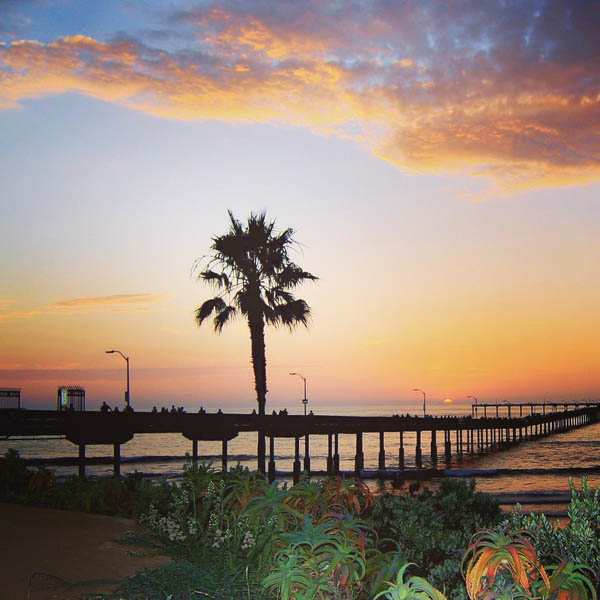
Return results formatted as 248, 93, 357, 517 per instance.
1, 1, 599, 410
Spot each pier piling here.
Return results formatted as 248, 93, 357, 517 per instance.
378, 432, 386, 470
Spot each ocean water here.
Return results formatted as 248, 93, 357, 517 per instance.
2, 403, 599, 497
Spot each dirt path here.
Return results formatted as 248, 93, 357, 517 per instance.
0, 503, 169, 600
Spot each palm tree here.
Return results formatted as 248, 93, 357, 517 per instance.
194, 211, 318, 472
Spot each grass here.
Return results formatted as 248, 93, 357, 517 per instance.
95, 560, 266, 600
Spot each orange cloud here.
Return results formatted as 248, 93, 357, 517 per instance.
0, 294, 164, 321
1, 2, 598, 194
50, 294, 165, 309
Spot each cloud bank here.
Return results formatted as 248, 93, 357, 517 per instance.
0, 294, 164, 321
1, 0, 598, 193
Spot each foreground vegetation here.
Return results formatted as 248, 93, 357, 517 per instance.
1, 449, 598, 600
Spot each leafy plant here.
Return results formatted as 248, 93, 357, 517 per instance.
534, 562, 597, 600
322, 476, 375, 516
223, 465, 268, 511
462, 529, 549, 599
372, 479, 501, 600
284, 479, 328, 518
505, 479, 600, 590
262, 515, 368, 599
374, 563, 447, 600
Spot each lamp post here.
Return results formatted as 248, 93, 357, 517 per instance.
468, 395, 478, 418
289, 372, 308, 415
413, 388, 426, 417
106, 350, 130, 408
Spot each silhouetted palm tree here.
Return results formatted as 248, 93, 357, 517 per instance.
194, 211, 318, 471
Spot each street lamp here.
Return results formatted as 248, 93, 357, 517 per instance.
106, 349, 130, 408
289, 372, 308, 415
413, 388, 426, 417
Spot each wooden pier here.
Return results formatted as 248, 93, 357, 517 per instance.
1, 403, 599, 482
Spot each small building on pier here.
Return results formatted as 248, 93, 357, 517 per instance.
57, 386, 86, 412
0, 388, 21, 410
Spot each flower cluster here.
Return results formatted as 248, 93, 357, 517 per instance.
211, 527, 229, 548
139, 482, 199, 544
241, 530, 255, 550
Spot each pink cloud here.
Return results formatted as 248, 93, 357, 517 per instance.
1, 1, 598, 193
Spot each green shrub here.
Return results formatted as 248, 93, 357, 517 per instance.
116, 559, 267, 600
505, 478, 600, 591
0, 449, 35, 499
371, 479, 502, 600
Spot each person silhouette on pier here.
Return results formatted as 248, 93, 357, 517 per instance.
100, 401, 111, 413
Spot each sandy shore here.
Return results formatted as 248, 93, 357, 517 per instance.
0, 503, 169, 600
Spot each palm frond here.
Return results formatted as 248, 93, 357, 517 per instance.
200, 269, 230, 290
227, 209, 244, 236
195, 296, 226, 327
213, 305, 237, 332
273, 299, 311, 329
276, 263, 318, 289
266, 287, 296, 306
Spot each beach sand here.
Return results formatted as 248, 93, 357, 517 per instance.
0, 503, 169, 600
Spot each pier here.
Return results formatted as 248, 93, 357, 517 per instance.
1, 403, 598, 482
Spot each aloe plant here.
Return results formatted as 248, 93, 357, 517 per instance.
283, 479, 328, 518
262, 549, 334, 599
534, 562, 597, 600
374, 563, 448, 600
243, 482, 302, 530
223, 466, 268, 511
462, 530, 550, 599
262, 514, 368, 599
323, 477, 374, 516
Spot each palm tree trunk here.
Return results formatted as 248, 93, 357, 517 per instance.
249, 310, 267, 473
